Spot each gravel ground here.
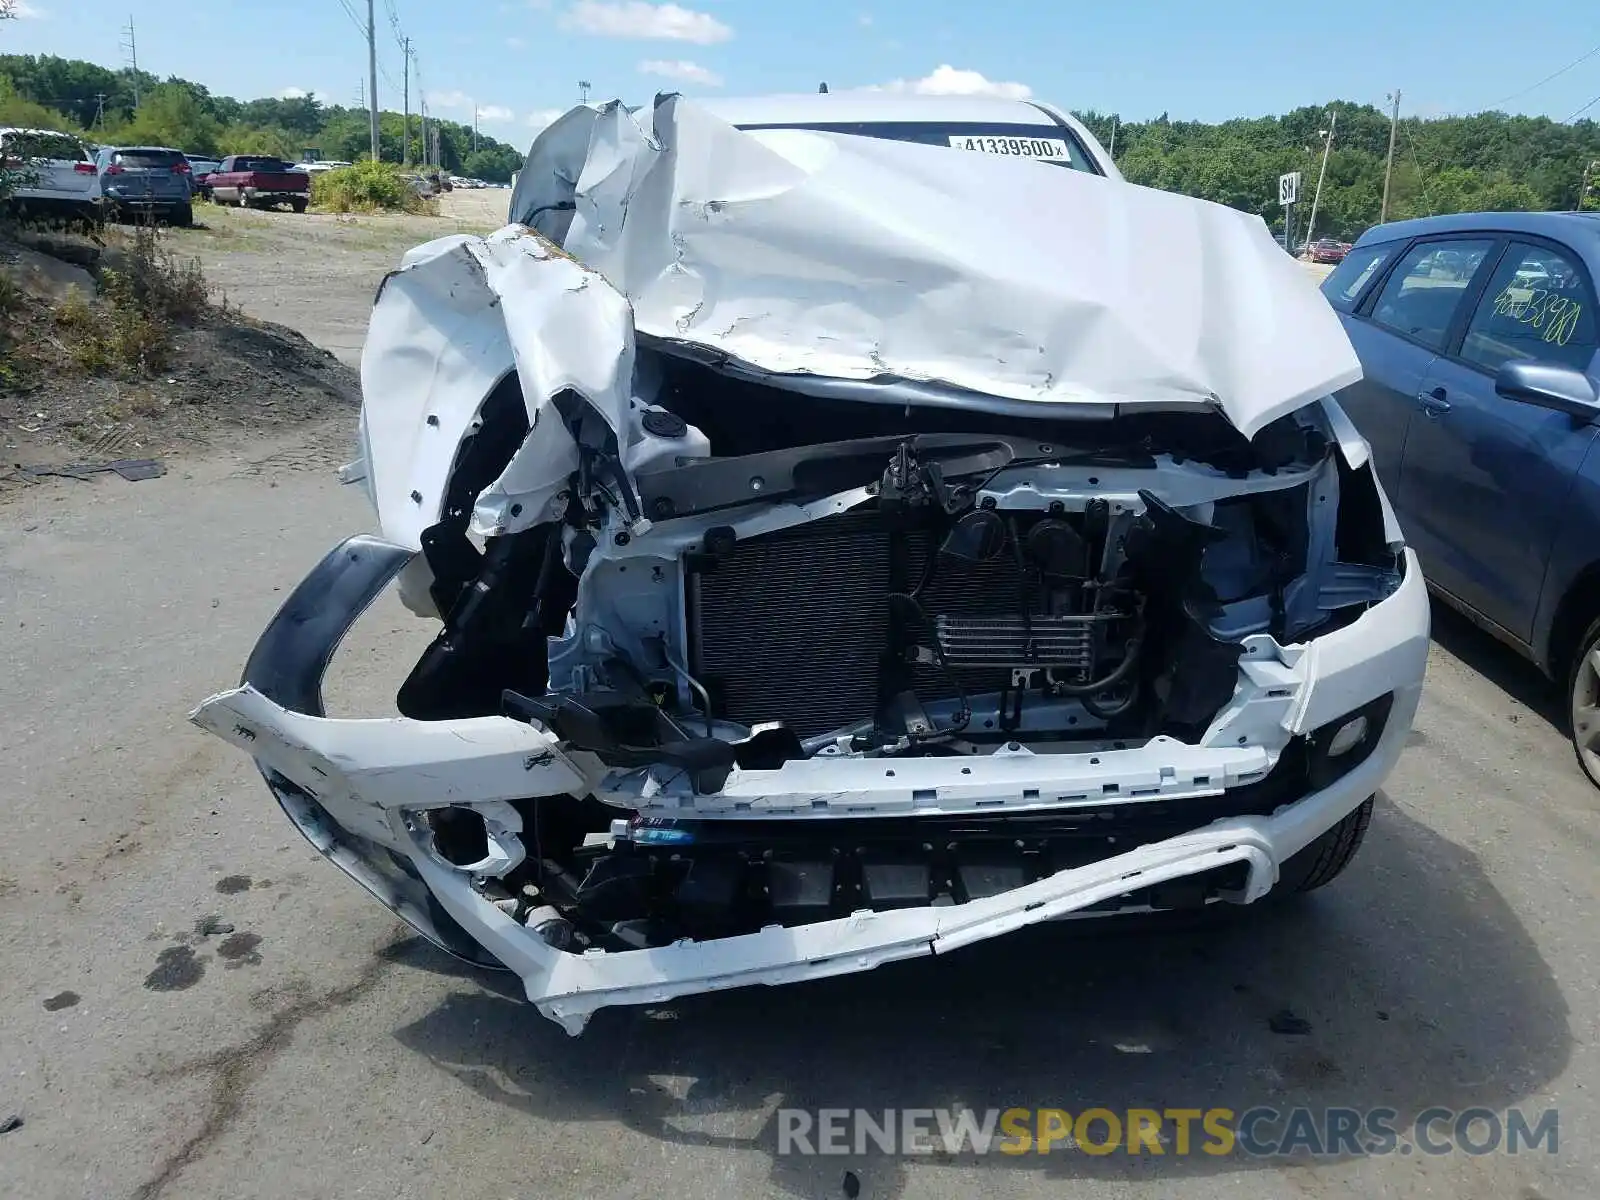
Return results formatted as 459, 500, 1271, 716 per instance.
178, 196, 504, 367
0, 213, 1593, 1200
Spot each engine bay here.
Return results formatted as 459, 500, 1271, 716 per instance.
396, 349, 1400, 769
358, 348, 1409, 951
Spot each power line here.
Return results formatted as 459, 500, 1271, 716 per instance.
1488, 42, 1600, 110
383, 0, 407, 51
1567, 92, 1600, 123
1401, 121, 1436, 217
333, 0, 366, 38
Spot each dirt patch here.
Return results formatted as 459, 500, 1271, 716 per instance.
1, 227, 358, 470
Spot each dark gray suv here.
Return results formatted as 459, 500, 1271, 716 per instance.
95, 145, 194, 226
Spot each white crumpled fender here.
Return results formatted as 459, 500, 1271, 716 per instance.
357, 226, 637, 549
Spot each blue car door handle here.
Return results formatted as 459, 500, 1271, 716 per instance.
1418, 386, 1452, 416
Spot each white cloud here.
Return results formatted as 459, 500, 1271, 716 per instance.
638, 59, 723, 87
527, 107, 566, 131
507, 35, 527, 48
428, 92, 516, 122
276, 87, 309, 100
857, 12, 872, 26
562, 1, 731, 44
874, 64, 1032, 101
14, 1, 47, 16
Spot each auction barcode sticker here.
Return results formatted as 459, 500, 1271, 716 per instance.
947, 135, 1072, 160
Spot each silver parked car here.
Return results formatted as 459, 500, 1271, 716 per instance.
0, 127, 102, 222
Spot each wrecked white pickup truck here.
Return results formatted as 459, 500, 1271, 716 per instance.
191, 92, 1429, 1035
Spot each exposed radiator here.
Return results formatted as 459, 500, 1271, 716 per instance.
685, 512, 1030, 737
935, 614, 1100, 671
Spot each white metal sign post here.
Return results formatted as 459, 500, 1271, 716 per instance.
1279, 171, 1301, 252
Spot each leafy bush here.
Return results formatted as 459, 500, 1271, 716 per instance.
311, 160, 432, 214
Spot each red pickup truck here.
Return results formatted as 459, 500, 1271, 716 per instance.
207, 155, 310, 212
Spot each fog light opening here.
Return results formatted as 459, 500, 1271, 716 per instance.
426, 806, 490, 867
1326, 714, 1369, 758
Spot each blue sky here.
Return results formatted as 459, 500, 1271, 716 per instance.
5, 0, 1598, 148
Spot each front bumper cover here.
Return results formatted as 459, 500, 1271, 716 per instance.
191, 535, 1428, 1034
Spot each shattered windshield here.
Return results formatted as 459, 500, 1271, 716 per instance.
733, 120, 1100, 172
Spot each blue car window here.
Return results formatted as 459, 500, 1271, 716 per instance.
1461, 241, 1598, 374
1368, 239, 1494, 351
1321, 242, 1396, 311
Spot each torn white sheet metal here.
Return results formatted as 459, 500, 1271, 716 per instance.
189, 684, 594, 846
357, 227, 637, 549
360, 98, 1359, 546
509, 95, 1361, 440
200, 670, 1420, 1035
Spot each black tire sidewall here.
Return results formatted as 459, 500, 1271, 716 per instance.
1565, 615, 1600, 788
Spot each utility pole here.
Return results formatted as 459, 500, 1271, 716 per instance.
366, 0, 380, 162
1305, 109, 1336, 249
578, 79, 591, 105
92, 92, 106, 129
420, 96, 429, 169
1380, 90, 1401, 224
121, 17, 140, 107
402, 37, 411, 165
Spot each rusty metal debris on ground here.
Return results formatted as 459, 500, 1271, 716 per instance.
3, 458, 165, 485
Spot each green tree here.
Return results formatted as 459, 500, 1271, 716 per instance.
106, 82, 221, 153
463, 146, 523, 183
0, 73, 76, 130
217, 124, 299, 158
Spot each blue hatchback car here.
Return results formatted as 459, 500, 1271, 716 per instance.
1323, 211, 1600, 784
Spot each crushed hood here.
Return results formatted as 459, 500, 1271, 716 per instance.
507, 94, 1361, 439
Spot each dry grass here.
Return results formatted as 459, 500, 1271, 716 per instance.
48, 224, 211, 376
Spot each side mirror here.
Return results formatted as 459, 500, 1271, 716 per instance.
1495, 360, 1600, 421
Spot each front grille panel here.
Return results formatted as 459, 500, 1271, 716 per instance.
688, 513, 1029, 737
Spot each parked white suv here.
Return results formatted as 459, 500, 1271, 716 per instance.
0, 127, 101, 221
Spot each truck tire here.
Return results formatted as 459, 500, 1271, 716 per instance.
238, 189, 251, 209
1275, 795, 1374, 893
171, 202, 193, 228
1566, 615, 1600, 789
290, 197, 307, 214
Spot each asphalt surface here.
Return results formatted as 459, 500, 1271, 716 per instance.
0, 231, 1594, 1200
